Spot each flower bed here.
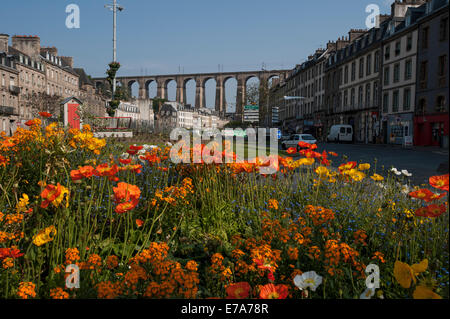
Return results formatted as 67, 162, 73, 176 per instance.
0, 117, 448, 299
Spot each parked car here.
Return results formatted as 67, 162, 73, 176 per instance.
281, 134, 317, 150
327, 125, 353, 143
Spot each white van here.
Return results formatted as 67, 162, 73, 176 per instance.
327, 125, 353, 143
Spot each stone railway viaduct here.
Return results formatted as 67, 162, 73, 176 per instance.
93, 70, 289, 120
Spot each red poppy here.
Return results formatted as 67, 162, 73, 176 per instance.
298, 141, 311, 149
226, 282, 251, 299
127, 149, 138, 155
415, 204, 447, 218
259, 283, 288, 299
94, 163, 119, 181
286, 147, 297, 155
119, 158, 132, 165
0, 247, 24, 260
309, 143, 318, 150
38, 111, 52, 118
409, 189, 437, 202
25, 119, 39, 126
129, 145, 144, 151
429, 174, 449, 192
40, 183, 62, 208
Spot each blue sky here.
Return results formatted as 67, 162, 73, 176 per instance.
0, 0, 393, 110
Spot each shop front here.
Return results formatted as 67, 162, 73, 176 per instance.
414, 113, 449, 148
386, 113, 414, 145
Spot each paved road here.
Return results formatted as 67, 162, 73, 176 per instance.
301, 142, 449, 186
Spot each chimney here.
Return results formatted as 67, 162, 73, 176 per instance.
391, 0, 427, 18
336, 36, 350, 50
0, 34, 9, 53
40, 46, 58, 58
348, 29, 367, 42
377, 14, 391, 26
60, 56, 74, 68
11, 35, 41, 58
326, 41, 337, 52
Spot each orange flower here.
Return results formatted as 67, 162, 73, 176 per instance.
40, 183, 69, 208
38, 111, 52, 118
286, 147, 297, 155
268, 199, 279, 210
259, 283, 288, 299
297, 141, 311, 149
226, 282, 251, 299
113, 182, 141, 214
429, 174, 449, 192
328, 151, 338, 157
136, 219, 144, 227
338, 161, 357, 172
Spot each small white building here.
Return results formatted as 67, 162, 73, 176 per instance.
117, 101, 140, 120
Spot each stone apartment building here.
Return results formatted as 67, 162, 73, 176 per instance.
0, 34, 108, 134
381, 4, 424, 145
414, 0, 449, 148
0, 36, 20, 135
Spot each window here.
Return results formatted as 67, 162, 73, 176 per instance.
373, 81, 379, 105
395, 41, 401, 56
374, 51, 380, 72
436, 96, 446, 112
407, 35, 413, 51
384, 66, 390, 85
351, 88, 355, 106
422, 27, 429, 49
385, 45, 390, 60
383, 93, 389, 113
403, 88, 411, 111
393, 63, 400, 83
344, 65, 349, 84
344, 90, 348, 106
438, 55, 447, 77
366, 54, 372, 76
419, 61, 428, 88
358, 86, 363, 107
366, 83, 371, 106
405, 60, 412, 80
440, 17, 448, 41
351, 62, 356, 81
393, 91, 399, 112
359, 58, 364, 78
418, 98, 426, 113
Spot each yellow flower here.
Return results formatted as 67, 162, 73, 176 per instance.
393, 259, 428, 289
394, 261, 415, 288
350, 171, 366, 182
358, 163, 371, 170
16, 193, 29, 213
370, 174, 384, 181
315, 166, 330, 178
32, 225, 57, 247
413, 286, 442, 299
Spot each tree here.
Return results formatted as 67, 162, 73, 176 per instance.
246, 82, 260, 106
29, 92, 62, 119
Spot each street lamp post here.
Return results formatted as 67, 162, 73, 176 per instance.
105, 0, 124, 99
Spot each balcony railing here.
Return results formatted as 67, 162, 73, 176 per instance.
9, 85, 20, 95
0, 105, 18, 116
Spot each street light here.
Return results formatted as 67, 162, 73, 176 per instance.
105, 0, 124, 98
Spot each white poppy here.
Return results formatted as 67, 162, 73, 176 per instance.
294, 271, 323, 292
401, 184, 411, 195
120, 152, 129, 159
390, 168, 401, 176
360, 288, 375, 299
137, 149, 146, 156
401, 170, 412, 177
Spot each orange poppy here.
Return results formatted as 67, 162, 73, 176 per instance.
0, 248, 24, 260
328, 151, 338, 157
226, 282, 251, 299
286, 147, 297, 155
259, 283, 288, 299
38, 111, 52, 118
339, 161, 357, 172
298, 141, 311, 149
40, 184, 62, 208
429, 174, 449, 192
135, 219, 144, 228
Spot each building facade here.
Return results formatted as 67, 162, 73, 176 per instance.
0, 45, 20, 135
414, 0, 449, 148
